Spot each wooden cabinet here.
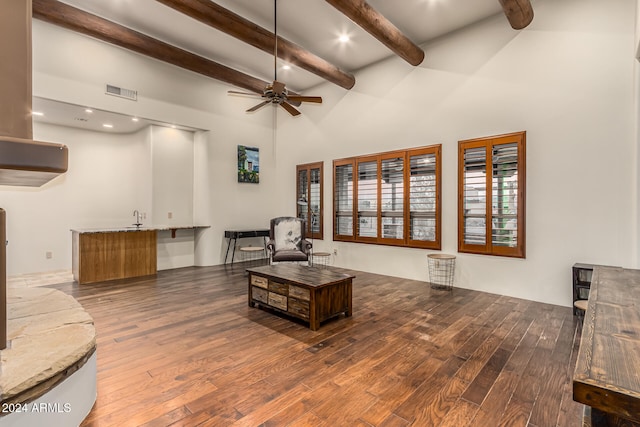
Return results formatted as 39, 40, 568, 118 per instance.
72, 230, 157, 284
572, 263, 620, 315
247, 265, 353, 330
572, 263, 594, 315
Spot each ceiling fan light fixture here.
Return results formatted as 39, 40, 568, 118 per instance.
227, 0, 322, 117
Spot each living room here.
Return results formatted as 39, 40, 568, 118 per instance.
1, 0, 638, 425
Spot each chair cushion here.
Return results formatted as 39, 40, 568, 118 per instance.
272, 250, 309, 262
273, 218, 302, 251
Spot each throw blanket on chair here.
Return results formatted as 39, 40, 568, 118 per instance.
274, 218, 302, 251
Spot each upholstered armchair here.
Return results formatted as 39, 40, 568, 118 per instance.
267, 217, 312, 265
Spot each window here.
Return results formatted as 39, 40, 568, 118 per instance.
333, 145, 441, 249
296, 162, 323, 240
458, 131, 526, 258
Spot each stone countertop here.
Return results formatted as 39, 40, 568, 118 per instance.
70, 225, 210, 234
1, 287, 96, 403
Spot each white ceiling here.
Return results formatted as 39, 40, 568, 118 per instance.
33, 0, 509, 132
32, 97, 202, 134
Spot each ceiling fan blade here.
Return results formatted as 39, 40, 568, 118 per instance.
228, 90, 262, 97
247, 100, 270, 113
272, 80, 286, 95
287, 95, 322, 104
280, 101, 301, 116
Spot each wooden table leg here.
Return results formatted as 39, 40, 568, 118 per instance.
309, 289, 318, 330
345, 279, 353, 317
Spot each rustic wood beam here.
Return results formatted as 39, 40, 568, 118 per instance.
154, 0, 355, 90
325, 0, 424, 66
498, 0, 534, 30
32, 0, 269, 94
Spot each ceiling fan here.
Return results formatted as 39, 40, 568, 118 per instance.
228, 0, 322, 116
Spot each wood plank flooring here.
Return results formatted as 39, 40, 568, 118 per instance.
48, 263, 585, 426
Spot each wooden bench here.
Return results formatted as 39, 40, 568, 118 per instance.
573, 266, 640, 426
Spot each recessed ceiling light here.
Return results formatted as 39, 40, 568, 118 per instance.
132, 117, 139, 122
102, 124, 113, 128
338, 34, 350, 43
32, 111, 44, 116
171, 125, 177, 129
282, 64, 291, 70
85, 108, 93, 114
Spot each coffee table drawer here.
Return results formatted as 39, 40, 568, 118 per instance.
268, 292, 287, 310
288, 297, 309, 319
289, 285, 310, 301
252, 287, 268, 304
251, 275, 268, 289
269, 280, 289, 295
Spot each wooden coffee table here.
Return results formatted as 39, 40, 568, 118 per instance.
247, 264, 354, 330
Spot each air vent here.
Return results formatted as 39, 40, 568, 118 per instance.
105, 84, 137, 101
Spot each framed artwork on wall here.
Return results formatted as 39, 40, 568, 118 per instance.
237, 145, 259, 183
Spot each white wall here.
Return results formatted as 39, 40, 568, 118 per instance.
150, 125, 197, 271
275, 0, 638, 307
151, 126, 194, 225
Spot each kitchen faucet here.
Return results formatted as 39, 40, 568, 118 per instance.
133, 210, 142, 227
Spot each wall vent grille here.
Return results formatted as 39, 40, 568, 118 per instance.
105, 84, 137, 101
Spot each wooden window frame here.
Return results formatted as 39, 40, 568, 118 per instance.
333, 159, 355, 241
458, 131, 526, 258
333, 145, 441, 249
296, 162, 323, 240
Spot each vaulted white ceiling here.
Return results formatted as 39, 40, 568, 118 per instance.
33, 1, 519, 132
54, 0, 505, 92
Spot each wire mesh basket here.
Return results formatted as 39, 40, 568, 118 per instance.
427, 254, 456, 291
312, 252, 331, 268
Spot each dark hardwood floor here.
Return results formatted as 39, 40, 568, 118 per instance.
48, 262, 584, 426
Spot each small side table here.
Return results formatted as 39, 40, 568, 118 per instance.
312, 252, 331, 268
239, 246, 264, 269
573, 299, 588, 319
427, 254, 456, 291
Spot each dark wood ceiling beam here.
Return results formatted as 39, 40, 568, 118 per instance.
154, 0, 355, 90
325, 0, 424, 66
499, 0, 534, 30
32, 0, 269, 94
